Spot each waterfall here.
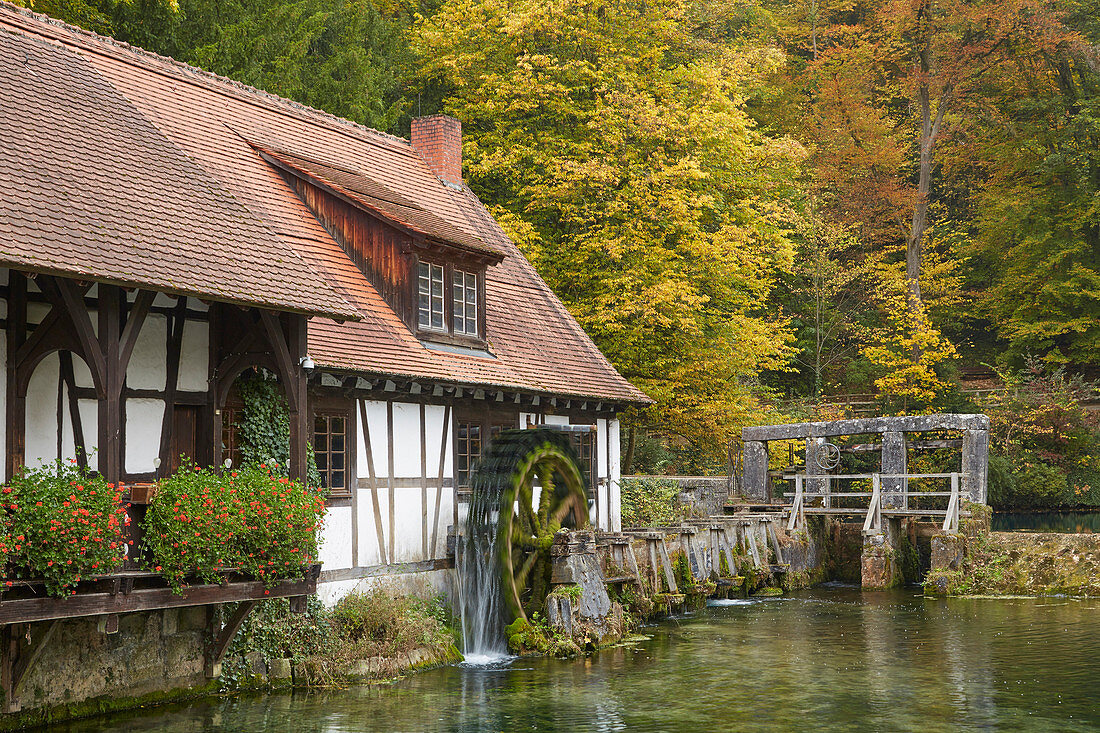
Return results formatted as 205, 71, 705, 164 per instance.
456, 463, 510, 664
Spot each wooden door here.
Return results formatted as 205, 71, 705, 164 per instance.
169, 405, 200, 473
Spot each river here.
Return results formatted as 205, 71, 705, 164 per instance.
59, 587, 1100, 732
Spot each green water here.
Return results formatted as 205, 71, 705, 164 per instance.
60, 588, 1100, 732
992, 511, 1100, 533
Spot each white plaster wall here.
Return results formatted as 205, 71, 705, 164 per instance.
124, 398, 165, 473
177, 321, 208, 392
24, 352, 60, 467
609, 418, 622, 531
26, 302, 50, 327
360, 401, 389, 478
319, 503, 353, 570
542, 414, 570, 427
391, 402, 421, 477
316, 568, 452, 607
315, 578, 360, 607
356, 487, 385, 567
126, 313, 167, 390
424, 404, 453, 478
391, 486, 425, 562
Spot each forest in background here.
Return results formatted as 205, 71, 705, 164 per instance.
16, 0, 1100, 507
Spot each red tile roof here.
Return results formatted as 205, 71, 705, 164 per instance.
0, 3, 651, 405
0, 19, 358, 320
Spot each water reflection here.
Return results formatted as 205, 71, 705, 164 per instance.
992, 511, 1100, 533
58, 589, 1100, 732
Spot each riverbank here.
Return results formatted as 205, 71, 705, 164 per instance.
925, 530, 1100, 597
4, 591, 461, 730
49, 588, 1100, 732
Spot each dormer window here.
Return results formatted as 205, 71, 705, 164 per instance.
453, 269, 479, 335
417, 258, 485, 345
418, 262, 445, 331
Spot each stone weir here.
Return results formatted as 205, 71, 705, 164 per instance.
528, 514, 828, 650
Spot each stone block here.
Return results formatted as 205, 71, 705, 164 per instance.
931, 533, 965, 572
161, 608, 179, 636
268, 658, 292, 683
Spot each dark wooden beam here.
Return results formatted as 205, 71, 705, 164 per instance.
6, 273, 27, 481
98, 286, 122, 483
0, 573, 317, 626
205, 600, 259, 678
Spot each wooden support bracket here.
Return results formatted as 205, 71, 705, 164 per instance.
205, 600, 260, 678
656, 539, 679, 594
2, 620, 60, 713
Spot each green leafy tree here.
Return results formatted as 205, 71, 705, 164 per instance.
416, 0, 802, 459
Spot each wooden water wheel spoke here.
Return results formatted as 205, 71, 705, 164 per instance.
473, 429, 589, 626
510, 523, 538, 548
512, 549, 540, 590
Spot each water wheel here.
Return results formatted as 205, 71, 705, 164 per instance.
468, 429, 589, 624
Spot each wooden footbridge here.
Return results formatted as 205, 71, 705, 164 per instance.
784, 472, 968, 536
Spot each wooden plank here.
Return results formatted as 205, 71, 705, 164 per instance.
359, 400, 387, 564
1, 625, 17, 713
387, 400, 395, 564
429, 404, 450, 558
0, 575, 315, 626
157, 298, 187, 472
5, 273, 26, 482
98, 285, 122, 484
420, 403, 428, 558
656, 539, 679, 593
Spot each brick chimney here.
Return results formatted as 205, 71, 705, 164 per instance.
411, 115, 463, 187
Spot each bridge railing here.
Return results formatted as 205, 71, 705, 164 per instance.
783, 472, 965, 536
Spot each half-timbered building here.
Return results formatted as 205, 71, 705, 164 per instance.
0, 2, 649, 606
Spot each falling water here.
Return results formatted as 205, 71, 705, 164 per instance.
455, 432, 521, 664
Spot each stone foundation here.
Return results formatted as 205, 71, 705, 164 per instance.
4, 607, 215, 730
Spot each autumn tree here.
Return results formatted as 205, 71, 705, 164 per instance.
416, 0, 803, 461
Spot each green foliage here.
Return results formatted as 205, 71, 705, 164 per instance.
233, 372, 321, 489
417, 0, 800, 459
220, 591, 456, 689
235, 372, 291, 471
144, 462, 324, 591
620, 478, 685, 527
3, 460, 128, 596
330, 590, 453, 657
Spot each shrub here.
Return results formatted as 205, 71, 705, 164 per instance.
620, 477, 685, 527
145, 462, 323, 591
1013, 459, 1070, 509
331, 590, 453, 659
4, 460, 127, 596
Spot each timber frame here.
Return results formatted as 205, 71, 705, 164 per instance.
4, 274, 314, 485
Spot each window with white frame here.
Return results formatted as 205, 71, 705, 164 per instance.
418, 262, 445, 331
452, 269, 478, 335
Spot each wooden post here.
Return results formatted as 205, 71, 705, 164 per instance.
6, 272, 26, 481
881, 431, 907, 510
962, 429, 989, 504
742, 441, 769, 501
98, 286, 122, 484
